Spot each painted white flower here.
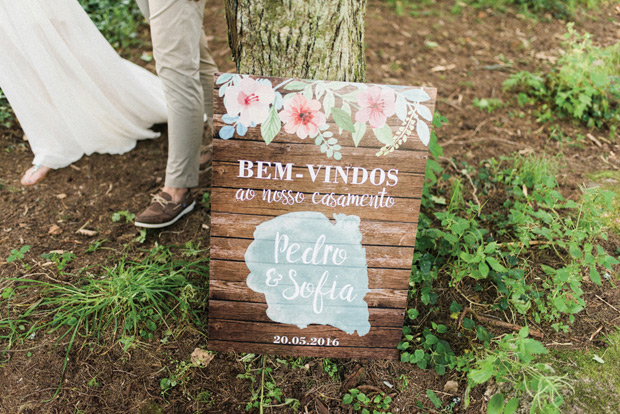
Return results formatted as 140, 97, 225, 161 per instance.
224, 77, 275, 127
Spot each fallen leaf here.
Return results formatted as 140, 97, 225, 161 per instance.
444, 380, 459, 394
430, 64, 456, 72
76, 228, 98, 237
340, 365, 364, 392
48, 225, 62, 235
191, 348, 215, 368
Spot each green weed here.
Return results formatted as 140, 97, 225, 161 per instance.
111, 210, 136, 223
0, 90, 14, 128
0, 245, 207, 397
473, 98, 504, 113
237, 354, 299, 412
465, 327, 571, 414
504, 25, 620, 134
343, 388, 393, 414
41, 251, 76, 272
555, 330, 620, 413
78, 0, 147, 52
6, 245, 30, 264
404, 113, 618, 413
462, 0, 608, 19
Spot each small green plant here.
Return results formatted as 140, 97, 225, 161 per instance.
473, 98, 504, 113
201, 192, 211, 209
322, 358, 339, 380
41, 251, 76, 272
463, 0, 606, 18
465, 327, 571, 414
111, 210, 135, 223
343, 388, 393, 414
0, 89, 14, 128
160, 359, 196, 397
237, 355, 299, 412
399, 309, 457, 375
85, 239, 108, 253
77, 0, 147, 53
0, 245, 207, 398
504, 25, 620, 134
6, 245, 30, 264
195, 390, 215, 409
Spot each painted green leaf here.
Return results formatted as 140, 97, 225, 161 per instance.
373, 124, 394, 146
416, 120, 430, 145
415, 103, 433, 121
302, 85, 314, 100
352, 122, 367, 147
260, 106, 281, 145
284, 80, 309, 91
323, 90, 335, 119
332, 107, 355, 133
487, 393, 504, 414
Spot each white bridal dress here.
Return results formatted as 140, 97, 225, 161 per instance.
0, 0, 167, 169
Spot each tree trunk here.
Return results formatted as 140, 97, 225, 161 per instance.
225, 0, 367, 82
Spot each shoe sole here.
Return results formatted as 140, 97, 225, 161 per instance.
134, 201, 196, 229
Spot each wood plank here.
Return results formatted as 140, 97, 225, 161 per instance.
211, 213, 418, 246
208, 319, 402, 348
210, 260, 412, 290
209, 300, 405, 327
212, 161, 424, 199
211, 237, 414, 269
209, 280, 408, 308
208, 340, 399, 359
213, 139, 428, 173
213, 118, 430, 152
211, 188, 421, 223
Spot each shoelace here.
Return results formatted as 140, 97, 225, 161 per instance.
151, 193, 171, 208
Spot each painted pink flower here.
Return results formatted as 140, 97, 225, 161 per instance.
355, 86, 396, 129
279, 94, 327, 139
224, 77, 275, 127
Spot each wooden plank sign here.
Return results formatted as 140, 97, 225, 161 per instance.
208, 74, 436, 359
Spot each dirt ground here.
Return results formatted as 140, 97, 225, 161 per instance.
0, 0, 619, 413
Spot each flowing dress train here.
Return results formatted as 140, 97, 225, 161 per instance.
0, 0, 167, 169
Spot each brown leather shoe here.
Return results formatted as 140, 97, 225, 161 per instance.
135, 190, 195, 229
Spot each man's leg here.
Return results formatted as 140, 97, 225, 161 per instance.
199, 30, 218, 169
135, 0, 206, 228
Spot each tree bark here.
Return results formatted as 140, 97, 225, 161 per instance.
225, 0, 367, 82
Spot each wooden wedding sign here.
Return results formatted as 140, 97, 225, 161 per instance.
208, 73, 436, 359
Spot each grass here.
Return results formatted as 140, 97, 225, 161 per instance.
0, 90, 15, 130
504, 25, 620, 134
461, 0, 612, 18
588, 170, 620, 235
77, 0, 148, 52
553, 330, 620, 413
0, 245, 208, 397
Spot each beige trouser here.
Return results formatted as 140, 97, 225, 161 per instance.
137, 0, 218, 188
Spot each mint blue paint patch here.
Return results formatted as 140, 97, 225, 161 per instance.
245, 211, 371, 336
